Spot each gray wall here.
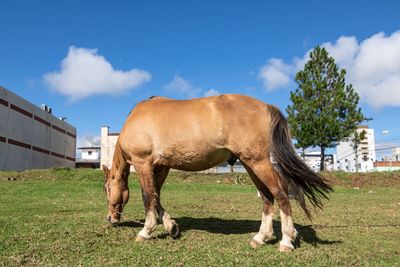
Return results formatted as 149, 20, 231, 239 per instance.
0, 86, 76, 171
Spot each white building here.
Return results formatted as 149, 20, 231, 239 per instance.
0, 86, 76, 171
336, 126, 376, 172
80, 147, 100, 160
76, 146, 100, 168
297, 150, 336, 172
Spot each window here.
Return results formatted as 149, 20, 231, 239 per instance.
88, 151, 92, 155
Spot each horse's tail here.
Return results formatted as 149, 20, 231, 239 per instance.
268, 106, 333, 219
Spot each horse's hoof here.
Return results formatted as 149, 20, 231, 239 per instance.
250, 239, 263, 249
168, 223, 180, 238
135, 235, 148, 242
279, 244, 294, 253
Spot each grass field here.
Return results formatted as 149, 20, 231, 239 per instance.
1, 169, 399, 266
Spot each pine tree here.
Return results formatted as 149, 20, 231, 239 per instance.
286, 46, 365, 171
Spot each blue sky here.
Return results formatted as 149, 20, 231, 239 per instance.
1, 1, 400, 158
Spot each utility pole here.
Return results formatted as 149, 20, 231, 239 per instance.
352, 130, 366, 173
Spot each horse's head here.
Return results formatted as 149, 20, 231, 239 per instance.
102, 165, 130, 225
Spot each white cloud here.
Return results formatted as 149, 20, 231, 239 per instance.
259, 30, 400, 108
321, 36, 359, 68
345, 32, 400, 108
204, 89, 220, 97
43, 46, 151, 102
77, 135, 101, 148
164, 75, 201, 98
258, 58, 293, 91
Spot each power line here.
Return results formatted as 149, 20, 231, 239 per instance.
376, 137, 400, 143
369, 107, 400, 118
371, 114, 400, 121
336, 144, 400, 162
375, 145, 400, 151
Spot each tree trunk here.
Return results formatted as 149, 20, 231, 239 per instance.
320, 146, 325, 171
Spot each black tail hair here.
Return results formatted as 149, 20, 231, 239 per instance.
268, 106, 333, 219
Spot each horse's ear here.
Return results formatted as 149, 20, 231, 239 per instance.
102, 165, 110, 179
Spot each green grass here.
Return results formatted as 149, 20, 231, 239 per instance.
0, 169, 399, 266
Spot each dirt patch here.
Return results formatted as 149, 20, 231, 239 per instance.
0, 176, 19, 181
323, 171, 400, 188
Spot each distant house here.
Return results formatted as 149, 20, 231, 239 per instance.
76, 147, 100, 168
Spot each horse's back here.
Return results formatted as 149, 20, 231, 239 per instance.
129, 94, 268, 122
123, 94, 269, 140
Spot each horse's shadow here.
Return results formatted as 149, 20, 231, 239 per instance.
117, 217, 342, 247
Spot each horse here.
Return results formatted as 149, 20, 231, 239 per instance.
102, 94, 332, 252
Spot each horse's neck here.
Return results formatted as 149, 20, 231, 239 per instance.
112, 143, 130, 179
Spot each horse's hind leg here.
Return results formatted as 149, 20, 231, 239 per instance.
244, 160, 297, 252
250, 199, 275, 248
154, 166, 179, 238
244, 166, 275, 247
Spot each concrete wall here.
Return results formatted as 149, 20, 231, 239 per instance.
0, 86, 76, 171
100, 126, 119, 169
373, 161, 400, 171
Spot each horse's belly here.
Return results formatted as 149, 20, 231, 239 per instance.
156, 146, 232, 171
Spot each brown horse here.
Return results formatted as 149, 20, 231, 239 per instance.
102, 94, 332, 252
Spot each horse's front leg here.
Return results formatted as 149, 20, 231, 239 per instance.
154, 167, 179, 238
134, 163, 158, 241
